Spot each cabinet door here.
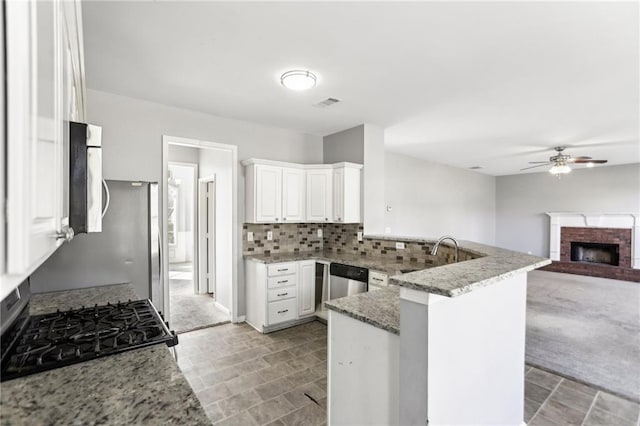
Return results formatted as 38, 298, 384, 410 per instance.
61, 0, 86, 123
333, 168, 344, 222
306, 169, 332, 222
282, 167, 305, 222
6, 0, 64, 275
298, 261, 316, 317
341, 167, 362, 223
256, 165, 282, 223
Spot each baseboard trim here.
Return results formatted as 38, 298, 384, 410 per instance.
214, 301, 231, 316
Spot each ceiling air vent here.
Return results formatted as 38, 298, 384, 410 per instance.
313, 97, 341, 108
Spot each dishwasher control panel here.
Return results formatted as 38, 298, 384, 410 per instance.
368, 270, 389, 290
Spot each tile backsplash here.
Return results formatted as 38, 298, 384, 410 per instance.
243, 223, 481, 265
242, 223, 323, 255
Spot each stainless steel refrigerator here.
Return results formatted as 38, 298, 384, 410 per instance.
30, 180, 162, 308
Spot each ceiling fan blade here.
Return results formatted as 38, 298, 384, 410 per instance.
567, 156, 592, 162
520, 163, 551, 171
527, 161, 551, 164
574, 159, 608, 164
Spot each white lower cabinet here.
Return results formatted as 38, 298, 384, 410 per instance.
298, 260, 316, 317
246, 260, 317, 333
268, 298, 297, 324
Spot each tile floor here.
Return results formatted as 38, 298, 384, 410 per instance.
169, 263, 230, 333
525, 366, 640, 426
176, 321, 640, 426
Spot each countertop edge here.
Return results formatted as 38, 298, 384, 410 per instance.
324, 303, 400, 335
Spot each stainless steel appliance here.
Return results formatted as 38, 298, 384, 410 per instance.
329, 263, 368, 299
69, 122, 103, 234
29, 181, 162, 306
0, 280, 176, 382
368, 270, 389, 291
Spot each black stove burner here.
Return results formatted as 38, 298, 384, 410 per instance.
0, 299, 177, 381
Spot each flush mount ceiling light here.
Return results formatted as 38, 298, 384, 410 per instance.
280, 70, 317, 91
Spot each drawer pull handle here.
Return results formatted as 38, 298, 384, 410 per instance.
373, 277, 383, 282
277, 280, 288, 284
277, 309, 289, 314
277, 269, 288, 272
277, 293, 288, 297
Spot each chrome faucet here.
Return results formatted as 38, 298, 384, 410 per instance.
430, 235, 460, 263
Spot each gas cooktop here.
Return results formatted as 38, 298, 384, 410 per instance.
0, 299, 178, 381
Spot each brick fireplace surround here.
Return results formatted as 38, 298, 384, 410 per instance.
543, 213, 640, 282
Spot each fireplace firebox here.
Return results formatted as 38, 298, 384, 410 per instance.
570, 242, 619, 266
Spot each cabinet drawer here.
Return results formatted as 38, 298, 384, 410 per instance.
267, 263, 297, 277
267, 274, 297, 289
267, 286, 297, 302
369, 271, 388, 287
268, 298, 297, 325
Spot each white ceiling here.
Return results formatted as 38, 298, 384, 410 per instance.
83, 1, 639, 176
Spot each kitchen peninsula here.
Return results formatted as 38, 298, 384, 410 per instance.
325, 237, 550, 426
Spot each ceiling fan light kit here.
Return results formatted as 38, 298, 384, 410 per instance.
549, 164, 571, 175
521, 146, 608, 176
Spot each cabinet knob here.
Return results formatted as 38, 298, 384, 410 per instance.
283, 217, 287, 221
55, 227, 74, 243
275, 217, 279, 221
325, 218, 328, 221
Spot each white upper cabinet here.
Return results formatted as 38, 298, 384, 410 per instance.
333, 165, 361, 223
306, 169, 333, 222
1, 0, 85, 299
255, 165, 282, 223
333, 168, 344, 222
282, 167, 306, 222
243, 159, 361, 224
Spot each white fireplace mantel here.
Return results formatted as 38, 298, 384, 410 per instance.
546, 212, 640, 269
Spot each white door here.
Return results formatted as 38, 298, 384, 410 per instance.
6, 1, 64, 274
298, 260, 316, 317
256, 165, 282, 223
333, 168, 344, 222
282, 167, 305, 222
199, 180, 216, 295
306, 169, 332, 222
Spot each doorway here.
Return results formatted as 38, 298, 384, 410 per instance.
163, 137, 238, 333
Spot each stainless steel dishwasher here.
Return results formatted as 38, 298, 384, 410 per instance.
329, 263, 368, 300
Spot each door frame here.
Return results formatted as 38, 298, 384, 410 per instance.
198, 175, 216, 296
167, 161, 198, 293
162, 135, 239, 323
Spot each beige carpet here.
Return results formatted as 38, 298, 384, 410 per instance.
526, 270, 640, 402
169, 263, 230, 333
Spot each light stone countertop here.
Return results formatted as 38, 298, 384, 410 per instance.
244, 249, 426, 275
245, 241, 550, 335
324, 286, 400, 335
388, 240, 551, 297
0, 284, 209, 426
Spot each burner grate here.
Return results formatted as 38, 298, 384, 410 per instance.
1, 299, 177, 381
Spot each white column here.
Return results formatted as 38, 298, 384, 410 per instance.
399, 274, 528, 426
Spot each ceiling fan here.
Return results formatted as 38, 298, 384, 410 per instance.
520, 146, 608, 175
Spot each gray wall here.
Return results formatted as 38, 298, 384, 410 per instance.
80, 89, 323, 316
168, 144, 200, 164
384, 151, 497, 244
322, 123, 386, 235
323, 125, 364, 164
495, 163, 640, 256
